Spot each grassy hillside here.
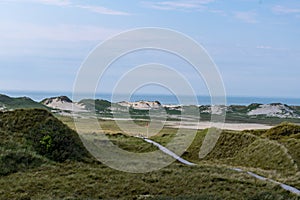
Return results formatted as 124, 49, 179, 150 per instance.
263, 122, 300, 139
0, 109, 92, 176
182, 123, 300, 189
0, 110, 299, 199
79, 99, 111, 113
0, 94, 48, 110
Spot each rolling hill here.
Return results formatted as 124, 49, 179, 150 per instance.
0, 109, 92, 176
0, 108, 299, 199
0, 94, 48, 111
180, 123, 300, 189
2, 94, 300, 125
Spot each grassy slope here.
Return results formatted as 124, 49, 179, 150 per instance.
62, 115, 300, 182
79, 99, 111, 113
181, 124, 300, 189
1, 110, 300, 199
0, 94, 48, 110
62, 115, 300, 192
0, 109, 92, 176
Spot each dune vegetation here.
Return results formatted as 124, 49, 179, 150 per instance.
0, 109, 299, 199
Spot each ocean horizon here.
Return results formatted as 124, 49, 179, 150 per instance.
1, 90, 300, 106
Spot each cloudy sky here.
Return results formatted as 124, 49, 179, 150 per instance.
0, 0, 299, 98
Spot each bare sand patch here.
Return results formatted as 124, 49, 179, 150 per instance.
165, 121, 272, 131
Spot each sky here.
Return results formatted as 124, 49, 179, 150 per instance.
0, 0, 299, 98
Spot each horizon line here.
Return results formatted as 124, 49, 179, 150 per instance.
0, 90, 300, 100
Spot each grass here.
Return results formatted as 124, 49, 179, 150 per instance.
79, 99, 112, 113
228, 139, 296, 172
280, 138, 300, 167
107, 133, 158, 153
0, 162, 298, 200
58, 115, 300, 191
263, 122, 300, 140
0, 150, 46, 176
0, 94, 48, 110
1, 109, 300, 199
180, 124, 300, 189
0, 109, 93, 176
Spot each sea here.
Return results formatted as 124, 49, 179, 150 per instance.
1, 91, 300, 106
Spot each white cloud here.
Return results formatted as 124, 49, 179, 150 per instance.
272, 5, 300, 14
234, 11, 258, 23
74, 5, 130, 16
144, 0, 215, 11
3, 0, 130, 15
0, 22, 121, 41
0, 22, 122, 59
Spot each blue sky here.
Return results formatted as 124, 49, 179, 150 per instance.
0, 0, 299, 98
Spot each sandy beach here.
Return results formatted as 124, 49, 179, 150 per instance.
165, 121, 273, 131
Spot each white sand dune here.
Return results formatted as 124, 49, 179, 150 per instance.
47, 100, 86, 112
42, 97, 87, 112
118, 101, 162, 110
248, 104, 299, 118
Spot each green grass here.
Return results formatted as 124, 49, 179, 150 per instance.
0, 162, 298, 200
0, 150, 46, 176
79, 99, 111, 113
180, 125, 300, 189
263, 122, 300, 140
0, 109, 93, 176
1, 109, 300, 199
280, 138, 300, 167
228, 139, 296, 172
60, 116, 300, 191
108, 133, 158, 153
0, 94, 48, 110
